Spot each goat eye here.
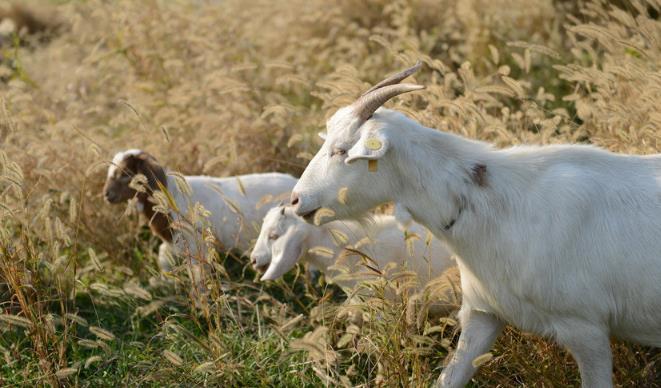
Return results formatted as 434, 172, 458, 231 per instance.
268, 232, 279, 240
331, 148, 347, 157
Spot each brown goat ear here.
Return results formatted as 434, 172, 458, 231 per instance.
121, 151, 147, 168
134, 154, 167, 191
117, 153, 140, 174
133, 151, 155, 162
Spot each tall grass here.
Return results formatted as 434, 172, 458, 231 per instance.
1, 0, 659, 386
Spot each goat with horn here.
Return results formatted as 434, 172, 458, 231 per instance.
290, 62, 661, 387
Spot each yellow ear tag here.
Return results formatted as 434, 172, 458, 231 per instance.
365, 138, 382, 151
368, 159, 378, 172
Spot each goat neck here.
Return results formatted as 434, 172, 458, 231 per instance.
137, 170, 174, 243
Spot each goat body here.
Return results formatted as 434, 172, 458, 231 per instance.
252, 206, 459, 313
293, 103, 661, 387
256, 208, 455, 283
165, 173, 297, 260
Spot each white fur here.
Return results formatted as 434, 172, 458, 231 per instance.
165, 173, 295, 254
293, 106, 661, 387
162, 172, 298, 278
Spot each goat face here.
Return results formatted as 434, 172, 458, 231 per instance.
292, 107, 404, 224
103, 149, 164, 204
292, 62, 424, 225
251, 206, 308, 281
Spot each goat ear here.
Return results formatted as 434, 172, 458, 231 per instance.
260, 231, 304, 281
124, 152, 150, 171
346, 132, 389, 164
134, 153, 166, 190
136, 151, 156, 162
318, 132, 327, 140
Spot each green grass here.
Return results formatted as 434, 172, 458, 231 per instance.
1, 269, 324, 387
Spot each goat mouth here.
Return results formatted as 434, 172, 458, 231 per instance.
300, 207, 320, 223
255, 263, 269, 273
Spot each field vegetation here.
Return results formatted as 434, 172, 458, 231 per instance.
0, 0, 659, 386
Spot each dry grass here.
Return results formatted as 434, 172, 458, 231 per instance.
1, 0, 660, 386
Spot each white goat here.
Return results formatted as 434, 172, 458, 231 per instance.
250, 206, 458, 312
103, 149, 297, 274
290, 62, 661, 387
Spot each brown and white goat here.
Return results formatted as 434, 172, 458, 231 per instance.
103, 149, 297, 276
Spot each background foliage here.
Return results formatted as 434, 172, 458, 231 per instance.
0, 0, 659, 386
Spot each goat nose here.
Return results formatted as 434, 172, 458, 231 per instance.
290, 191, 300, 206
251, 257, 268, 273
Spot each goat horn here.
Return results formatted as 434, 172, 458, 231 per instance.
352, 83, 425, 122
360, 60, 423, 96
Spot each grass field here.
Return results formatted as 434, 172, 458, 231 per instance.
1, 0, 660, 386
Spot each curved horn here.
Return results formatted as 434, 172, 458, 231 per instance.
361, 61, 423, 96
352, 83, 425, 122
